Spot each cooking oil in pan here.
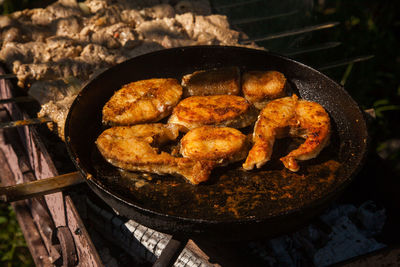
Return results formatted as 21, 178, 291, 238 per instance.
90, 135, 343, 221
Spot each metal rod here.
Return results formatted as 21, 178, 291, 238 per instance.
0, 73, 17, 79
317, 55, 375, 71
214, 0, 262, 10
0, 172, 84, 202
0, 96, 36, 105
241, 22, 340, 44
281, 42, 341, 56
232, 10, 298, 25
0, 117, 53, 129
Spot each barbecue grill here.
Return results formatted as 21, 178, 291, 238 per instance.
1, 1, 399, 266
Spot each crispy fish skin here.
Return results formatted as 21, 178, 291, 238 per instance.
242, 71, 287, 109
181, 67, 240, 97
168, 95, 257, 131
102, 78, 182, 126
180, 126, 249, 165
96, 123, 215, 184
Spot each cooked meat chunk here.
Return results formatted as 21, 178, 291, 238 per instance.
180, 126, 249, 165
0, 42, 49, 66
52, 16, 82, 37
96, 124, 216, 184
135, 18, 185, 43
28, 79, 80, 105
181, 67, 240, 97
168, 95, 257, 131
90, 22, 139, 49
0, 39, 82, 69
103, 78, 183, 126
38, 93, 77, 140
0, 15, 13, 28
192, 15, 240, 45
120, 9, 144, 25
142, 4, 175, 19
280, 96, 331, 171
242, 70, 288, 109
20, 2, 83, 26
14, 59, 93, 87
80, 43, 127, 65
1, 26, 23, 43
243, 95, 331, 172
45, 36, 82, 59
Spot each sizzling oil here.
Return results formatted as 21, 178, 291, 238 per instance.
91, 137, 344, 221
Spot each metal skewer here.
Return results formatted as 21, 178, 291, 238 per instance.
281, 42, 342, 56
231, 10, 298, 25
213, 0, 263, 10
317, 55, 375, 70
0, 94, 51, 129
241, 22, 340, 44
0, 96, 36, 104
0, 73, 17, 79
0, 117, 53, 129
0, 172, 83, 202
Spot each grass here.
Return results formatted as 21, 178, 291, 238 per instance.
0, 203, 33, 266
0, 0, 399, 265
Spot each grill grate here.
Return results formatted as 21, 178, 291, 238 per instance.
211, 0, 373, 72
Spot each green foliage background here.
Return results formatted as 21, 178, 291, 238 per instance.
0, 203, 33, 266
0, 0, 398, 265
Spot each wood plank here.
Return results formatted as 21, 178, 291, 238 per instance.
65, 196, 104, 267
0, 135, 52, 266
1, 66, 103, 266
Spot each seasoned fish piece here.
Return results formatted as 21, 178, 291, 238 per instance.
168, 95, 257, 131
242, 70, 288, 109
180, 126, 249, 165
102, 78, 182, 126
181, 67, 240, 96
281, 97, 331, 171
243, 95, 331, 172
96, 123, 216, 185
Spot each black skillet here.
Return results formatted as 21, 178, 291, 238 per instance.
63, 45, 368, 241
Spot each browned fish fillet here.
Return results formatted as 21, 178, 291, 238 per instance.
168, 95, 257, 131
243, 95, 331, 172
181, 67, 240, 96
96, 123, 215, 184
102, 78, 182, 126
180, 126, 249, 165
242, 70, 287, 109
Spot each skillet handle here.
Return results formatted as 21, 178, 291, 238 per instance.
0, 172, 84, 202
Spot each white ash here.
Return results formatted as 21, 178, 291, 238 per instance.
245, 201, 386, 267
357, 200, 386, 237
313, 216, 385, 266
0, 0, 258, 140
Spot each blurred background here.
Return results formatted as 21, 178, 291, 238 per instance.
0, 0, 399, 265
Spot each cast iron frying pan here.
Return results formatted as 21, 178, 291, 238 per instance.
65, 46, 368, 240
